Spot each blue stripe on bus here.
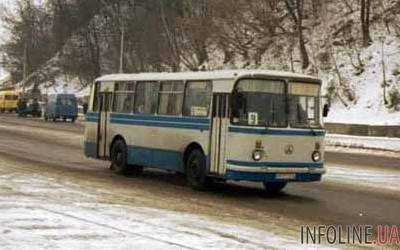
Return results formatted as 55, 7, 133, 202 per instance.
86, 112, 99, 122
84, 141, 97, 158
229, 126, 326, 137
127, 146, 184, 172
111, 118, 210, 130
86, 112, 98, 117
110, 114, 210, 131
112, 113, 210, 124
86, 117, 99, 123
85, 112, 210, 130
225, 171, 322, 182
227, 160, 324, 168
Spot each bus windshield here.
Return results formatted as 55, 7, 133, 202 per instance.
289, 83, 321, 128
231, 79, 321, 128
232, 79, 287, 127
58, 95, 76, 107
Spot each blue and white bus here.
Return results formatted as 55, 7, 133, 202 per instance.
84, 70, 326, 193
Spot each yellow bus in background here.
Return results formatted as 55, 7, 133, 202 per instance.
0, 90, 19, 113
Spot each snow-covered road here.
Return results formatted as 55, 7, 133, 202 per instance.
326, 134, 400, 152
325, 164, 400, 192
0, 160, 331, 250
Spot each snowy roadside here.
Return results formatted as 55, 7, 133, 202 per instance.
0, 159, 335, 250
324, 164, 400, 193
325, 134, 400, 153
322, 36, 400, 126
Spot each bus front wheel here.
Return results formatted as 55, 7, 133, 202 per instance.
186, 149, 209, 190
110, 140, 142, 176
263, 182, 287, 195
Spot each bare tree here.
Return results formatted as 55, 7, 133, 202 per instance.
360, 0, 372, 47
284, 0, 310, 70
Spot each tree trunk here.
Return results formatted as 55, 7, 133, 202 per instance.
296, 0, 310, 70
361, 0, 372, 47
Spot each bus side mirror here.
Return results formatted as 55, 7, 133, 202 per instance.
323, 104, 330, 118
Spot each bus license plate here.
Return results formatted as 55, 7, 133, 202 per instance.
276, 174, 296, 180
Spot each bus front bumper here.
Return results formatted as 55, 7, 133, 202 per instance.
225, 165, 325, 183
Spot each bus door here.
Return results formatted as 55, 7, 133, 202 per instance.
97, 91, 113, 159
209, 94, 229, 175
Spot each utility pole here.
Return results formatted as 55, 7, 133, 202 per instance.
23, 40, 28, 80
118, 0, 134, 73
22, 0, 32, 95
119, 24, 124, 73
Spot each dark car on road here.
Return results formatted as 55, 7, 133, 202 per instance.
44, 94, 78, 122
17, 98, 42, 118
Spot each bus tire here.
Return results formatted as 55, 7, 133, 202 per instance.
110, 140, 129, 175
110, 140, 143, 176
185, 149, 209, 190
263, 181, 287, 195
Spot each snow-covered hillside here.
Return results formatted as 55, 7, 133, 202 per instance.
35, 76, 91, 98
323, 36, 400, 125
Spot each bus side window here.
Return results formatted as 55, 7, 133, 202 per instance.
158, 81, 184, 116
183, 81, 212, 117
134, 82, 160, 115
113, 82, 135, 113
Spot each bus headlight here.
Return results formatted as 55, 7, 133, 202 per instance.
252, 150, 263, 161
312, 151, 321, 162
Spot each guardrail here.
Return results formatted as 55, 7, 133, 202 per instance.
325, 123, 400, 138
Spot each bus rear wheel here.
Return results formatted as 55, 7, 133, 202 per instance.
186, 149, 209, 190
263, 181, 287, 195
110, 140, 142, 176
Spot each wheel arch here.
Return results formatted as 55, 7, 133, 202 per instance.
109, 134, 127, 156
182, 142, 206, 171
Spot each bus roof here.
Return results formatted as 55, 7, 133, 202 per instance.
95, 70, 321, 84
0, 90, 18, 95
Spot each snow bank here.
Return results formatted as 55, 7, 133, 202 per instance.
323, 36, 400, 125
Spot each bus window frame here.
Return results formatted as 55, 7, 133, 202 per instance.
183, 80, 212, 118
230, 77, 289, 128
158, 81, 185, 117
134, 81, 161, 115
91, 82, 100, 112
288, 81, 322, 129
112, 81, 136, 114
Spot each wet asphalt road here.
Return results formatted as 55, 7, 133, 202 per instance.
0, 114, 399, 244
